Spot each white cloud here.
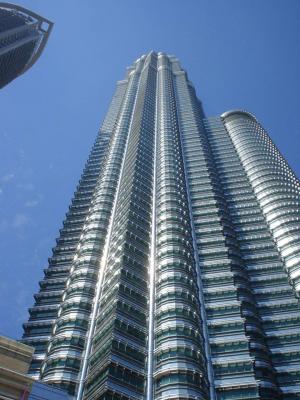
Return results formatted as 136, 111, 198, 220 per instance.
16, 182, 35, 191
25, 200, 39, 208
1, 173, 14, 182
12, 214, 31, 228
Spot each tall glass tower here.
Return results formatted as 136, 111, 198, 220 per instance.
0, 3, 53, 89
22, 52, 300, 400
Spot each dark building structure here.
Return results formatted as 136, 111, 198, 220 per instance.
0, 2, 53, 88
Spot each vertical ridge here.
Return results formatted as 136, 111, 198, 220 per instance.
172, 64, 216, 400
146, 52, 158, 400
153, 53, 209, 400
22, 80, 128, 388
38, 61, 143, 393
84, 53, 157, 400
75, 67, 145, 400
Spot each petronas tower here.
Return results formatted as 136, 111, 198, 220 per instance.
22, 52, 300, 400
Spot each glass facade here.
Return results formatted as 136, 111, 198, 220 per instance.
22, 52, 300, 399
0, 3, 53, 88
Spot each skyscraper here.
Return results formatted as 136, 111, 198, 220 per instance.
0, 3, 53, 89
22, 52, 300, 400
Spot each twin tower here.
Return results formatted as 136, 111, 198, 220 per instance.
22, 52, 300, 400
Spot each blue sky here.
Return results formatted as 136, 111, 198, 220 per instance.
1, 0, 300, 339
